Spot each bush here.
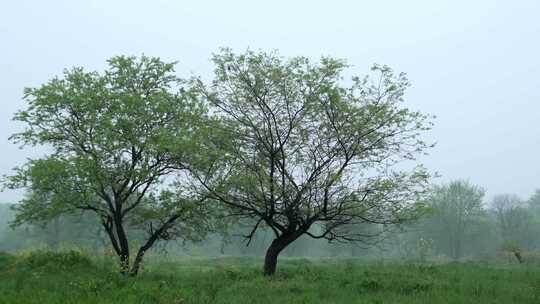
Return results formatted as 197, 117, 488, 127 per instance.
0, 252, 14, 269
15, 250, 93, 272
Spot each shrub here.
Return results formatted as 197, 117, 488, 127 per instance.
15, 250, 93, 272
0, 252, 14, 269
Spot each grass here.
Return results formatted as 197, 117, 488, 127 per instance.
0, 251, 539, 303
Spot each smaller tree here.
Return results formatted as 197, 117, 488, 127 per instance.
5, 56, 219, 275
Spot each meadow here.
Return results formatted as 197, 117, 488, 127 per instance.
0, 251, 539, 304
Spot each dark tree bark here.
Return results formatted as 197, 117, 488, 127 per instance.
130, 231, 160, 276
130, 213, 184, 276
264, 240, 285, 276
513, 251, 523, 264
263, 233, 299, 276
113, 213, 131, 274
130, 246, 149, 276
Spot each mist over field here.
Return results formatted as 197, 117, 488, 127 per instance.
1, 1, 539, 303
2, 0, 540, 203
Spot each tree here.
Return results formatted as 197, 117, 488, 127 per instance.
491, 194, 531, 242
5, 56, 217, 275
526, 189, 540, 250
528, 189, 540, 212
491, 194, 534, 250
427, 180, 485, 259
190, 49, 433, 275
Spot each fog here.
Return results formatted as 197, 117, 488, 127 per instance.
2, 4, 540, 302
1, 1, 539, 203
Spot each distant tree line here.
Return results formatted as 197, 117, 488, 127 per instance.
1, 183, 540, 265
394, 182, 540, 262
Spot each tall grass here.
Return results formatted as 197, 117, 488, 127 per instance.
0, 251, 538, 303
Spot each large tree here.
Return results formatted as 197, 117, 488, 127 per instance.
6, 56, 217, 275
190, 49, 433, 275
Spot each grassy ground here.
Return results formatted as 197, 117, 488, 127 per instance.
0, 251, 539, 304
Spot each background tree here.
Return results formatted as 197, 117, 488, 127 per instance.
527, 189, 540, 250
528, 189, 540, 213
490, 194, 535, 253
426, 180, 485, 260
5, 56, 216, 275
191, 49, 433, 275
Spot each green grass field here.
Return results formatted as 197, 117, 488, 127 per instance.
0, 251, 539, 304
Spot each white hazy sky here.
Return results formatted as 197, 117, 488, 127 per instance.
1, 0, 539, 203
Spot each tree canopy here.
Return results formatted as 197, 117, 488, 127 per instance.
427, 180, 485, 259
190, 49, 434, 275
5, 56, 218, 275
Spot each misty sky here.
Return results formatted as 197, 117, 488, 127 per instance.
1, 0, 539, 203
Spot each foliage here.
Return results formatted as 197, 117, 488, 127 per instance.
4, 55, 219, 275
491, 194, 534, 249
528, 189, 540, 210
0, 252, 14, 270
13, 250, 93, 272
191, 49, 433, 275
424, 180, 485, 259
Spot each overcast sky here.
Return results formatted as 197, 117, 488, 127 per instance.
1, 0, 539, 203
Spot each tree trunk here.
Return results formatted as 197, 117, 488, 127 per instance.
130, 240, 155, 276
455, 239, 461, 260
130, 249, 146, 276
452, 238, 461, 260
263, 234, 298, 276
513, 251, 523, 264
114, 228, 130, 275
264, 239, 284, 276
52, 217, 60, 251
119, 253, 130, 276
130, 224, 165, 276
114, 216, 131, 275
